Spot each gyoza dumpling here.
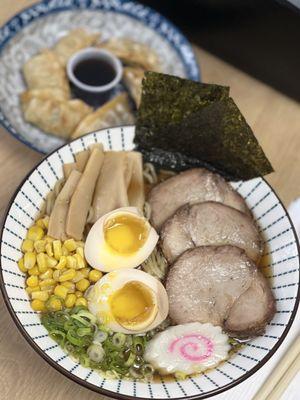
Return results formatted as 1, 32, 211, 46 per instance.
72, 93, 134, 139
99, 38, 161, 72
23, 50, 70, 98
21, 96, 92, 138
123, 67, 144, 107
20, 88, 67, 103
53, 28, 100, 65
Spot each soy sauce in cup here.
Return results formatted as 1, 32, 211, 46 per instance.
67, 48, 123, 106
74, 58, 116, 86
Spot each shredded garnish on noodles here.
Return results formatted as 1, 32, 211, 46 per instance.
141, 247, 168, 281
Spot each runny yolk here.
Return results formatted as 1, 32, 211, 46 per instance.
104, 214, 148, 255
109, 281, 156, 328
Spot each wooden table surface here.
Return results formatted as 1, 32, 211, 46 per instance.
0, 1, 300, 400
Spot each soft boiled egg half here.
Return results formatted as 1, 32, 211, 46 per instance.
87, 269, 169, 333
85, 207, 158, 272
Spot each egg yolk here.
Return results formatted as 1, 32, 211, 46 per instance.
109, 281, 156, 328
104, 214, 148, 255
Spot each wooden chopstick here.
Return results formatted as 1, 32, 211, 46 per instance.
252, 335, 300, 400
267, 351, 300, 400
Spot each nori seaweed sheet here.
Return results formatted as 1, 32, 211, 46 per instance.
135, 72, 273, 181
136, 147, 237, 180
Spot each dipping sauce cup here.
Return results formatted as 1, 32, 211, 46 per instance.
67, 48, 123, 106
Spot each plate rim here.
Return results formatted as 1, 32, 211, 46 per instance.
0, 0, 201, 155
0, 125, 299, 400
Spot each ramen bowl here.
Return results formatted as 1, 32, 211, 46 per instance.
0, 126, 299, 400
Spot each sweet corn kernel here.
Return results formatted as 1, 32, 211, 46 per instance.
24, 252, 36, 269
72, 271, 85, 283
37, 253, 47, 272
31, 290, 49, 301
26, 285, 40, 295
42, 216, 49, 229
46, 255, 57, 268
22, 239, 34, 253
53, 240, 62, 260
26, 275, 39, 287
36, 218, 44, 228
47, 296, 63, 311
27, 225, 44, 241
62, 281, 75, 293
89, 269, 103, 282
64, 238, 77, 252
80, 267, 90, 278
31, 299, 46, 311
76, 278, 90, 292
45, 242, 53, 257
59, 268, 76, 282
36, 216, 49, 229
75, 297, 87, 307
74, 254, 86, 269
76, 247, 84, 258
18, 258, 27, 273
39, 278, 55, 288
65, 293, 76, 308
66, 256, 77, 269
44, 235, 54, 243
34, 240, 46, 253
54, 284, 69, 299
76, 241, 85, 248
53, 270, 61, 281
28, 266, 39, 276
39, 268, 53, 280
75, 290, 83, 298
55, 256, 67, 270
41, 285, 54, 294
61, 245, 69, 256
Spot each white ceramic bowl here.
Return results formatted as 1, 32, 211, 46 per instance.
0, 126, 299, 400
0, 0, 200, 154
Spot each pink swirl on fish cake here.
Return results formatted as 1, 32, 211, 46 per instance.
168, 334, 214, 362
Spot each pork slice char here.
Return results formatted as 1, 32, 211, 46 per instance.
161, 201, 263, 264
224, 270, 276, 338
148, 168, 249, 231
166, 246, 276, 338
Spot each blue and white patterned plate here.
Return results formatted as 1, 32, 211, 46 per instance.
0, 126, 299, 400
0, 0, 200, 155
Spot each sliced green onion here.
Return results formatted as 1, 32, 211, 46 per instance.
87, 343, 105, 363
77, 327, 93, 337
79, 354, 91, 368
70, 305, 87, 314
76, 309, 97, 324
142, 363, 154, 377
125, 352, 136, 367
93, 330, 108, 344
97, 324, 111, 333
112, 332, 126, 347
70, 314, 91, 327
66, 329, 85, 346
41, 306, 155, 380
49, 329, 66, 343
